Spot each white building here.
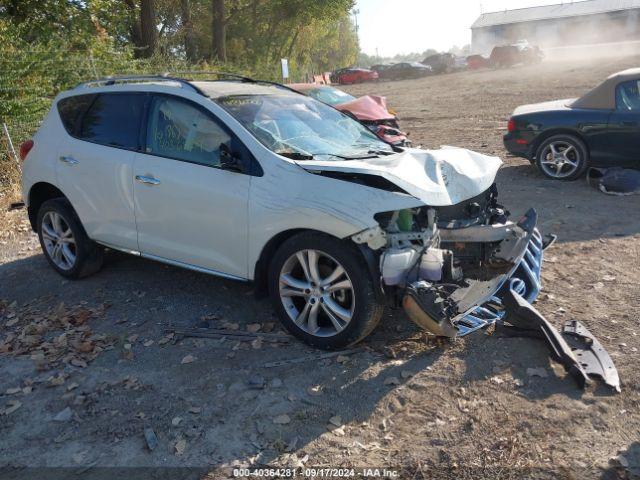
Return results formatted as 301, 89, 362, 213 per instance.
471, 0, 640, 54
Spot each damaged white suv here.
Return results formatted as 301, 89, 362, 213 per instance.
21, 75, 544, 350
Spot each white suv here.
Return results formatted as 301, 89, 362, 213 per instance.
21, 75, 543, 349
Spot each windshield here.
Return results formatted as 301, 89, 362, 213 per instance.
217, 94, 393, 160
306, 87, 356, 106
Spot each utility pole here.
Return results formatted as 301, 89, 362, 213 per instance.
353, 8, 360, 46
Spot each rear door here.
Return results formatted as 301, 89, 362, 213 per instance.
132, 94, 252, 278
607, 79, 640, 167
56, 92, 145, 251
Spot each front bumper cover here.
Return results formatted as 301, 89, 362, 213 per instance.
404, 209, 540, 337
402, 209, 621, 391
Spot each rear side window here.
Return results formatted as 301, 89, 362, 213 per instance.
616, 80, 640, 111
57, 94, 96, 135
79, 93, 146, 149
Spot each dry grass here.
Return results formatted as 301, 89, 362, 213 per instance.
0, 151, 25, 241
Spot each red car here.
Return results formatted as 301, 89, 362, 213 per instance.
290, 83, 410, 146
331, 68, 378, 85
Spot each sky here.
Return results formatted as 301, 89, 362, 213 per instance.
354, 0, 565, 56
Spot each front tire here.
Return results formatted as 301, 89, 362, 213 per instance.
535, 134, 589, 181
268, 232, 384, 350
37, 198, 104, 279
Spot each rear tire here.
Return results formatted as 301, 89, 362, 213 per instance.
535, 134, 589, 181
36, 198, 103, 279
268, 232, 384, 350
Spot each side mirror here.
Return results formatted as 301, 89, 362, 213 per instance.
219, 143, 242, 173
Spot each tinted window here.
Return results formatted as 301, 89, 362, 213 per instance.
146, 96, 231, 167
57, 94, 96, 135
79, 93, 145, 149
616, 80, 640, 111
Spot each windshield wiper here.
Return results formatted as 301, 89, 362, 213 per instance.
278, 151, 377, 161
367, 149, 395, 156
277, 151, 314, 160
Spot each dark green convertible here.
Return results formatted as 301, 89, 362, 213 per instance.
504, 68, 640, 180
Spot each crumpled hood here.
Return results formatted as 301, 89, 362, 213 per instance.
336, 95, 395, 121
513, 98, 577, 115
297, 147, 502, 206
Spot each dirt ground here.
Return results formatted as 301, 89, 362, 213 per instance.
1, 53, 640, 479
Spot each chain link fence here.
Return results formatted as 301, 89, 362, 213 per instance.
0, 48, 321, 195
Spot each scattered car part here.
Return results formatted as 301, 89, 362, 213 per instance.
500, 290, 620, 392
587, 167, 640, 195
562, 320, 621, 392
8, 201, 25, 211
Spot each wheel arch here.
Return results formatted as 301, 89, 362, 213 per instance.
27, 182, 69, 231
252, 228, 382, 300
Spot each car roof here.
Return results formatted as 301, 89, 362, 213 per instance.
68, 77, 299, 101
572, 68, 640, 109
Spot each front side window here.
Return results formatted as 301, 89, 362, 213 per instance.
146, 96, 231, 167
79, 93, 145, 149
217, 94, 393, 161
616, 80, 640, 111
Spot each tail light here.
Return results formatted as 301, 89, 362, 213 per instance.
19, 140, 34, 161
507, 118, 516, 133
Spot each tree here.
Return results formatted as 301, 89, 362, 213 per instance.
211, 0, 226, 62
139, 0, 157, 57
180, 0, 197, 61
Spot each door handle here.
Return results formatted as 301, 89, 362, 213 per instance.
59, 155, 79, 165
135, 175, 161, 185
620, 121, 638, 127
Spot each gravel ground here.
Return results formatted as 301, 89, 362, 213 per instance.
1, 52, 639, 479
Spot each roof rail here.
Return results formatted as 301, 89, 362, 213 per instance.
168, 70, 257, 83
75, 75, 205, 95
75, 72, 304, 97
166, 71, 301, 95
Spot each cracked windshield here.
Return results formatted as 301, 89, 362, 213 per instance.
217, 94, 393, 160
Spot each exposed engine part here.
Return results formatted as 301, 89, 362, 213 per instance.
439, 221, 522, 243
401, 209, 538, 338
419, 248, 446, 281
380, 247, 419, 286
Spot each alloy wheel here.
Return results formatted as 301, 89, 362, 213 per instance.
539, 141, 581, 179
279, 249, 355, 337
41, 211, 77, 270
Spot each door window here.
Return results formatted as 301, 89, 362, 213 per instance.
79, 93, 145, 149
58, 94, 96, 135
616, 80, 640, 111
146, 96, 231, 167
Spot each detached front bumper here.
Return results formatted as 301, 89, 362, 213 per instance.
455, 227, 544, 336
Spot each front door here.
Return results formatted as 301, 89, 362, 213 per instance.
133, 94, 251, 278
607, 79, 640, 167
